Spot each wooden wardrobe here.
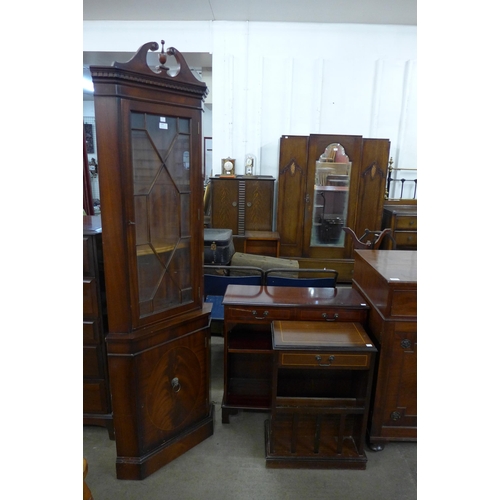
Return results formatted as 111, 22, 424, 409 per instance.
277, 134, 390, 281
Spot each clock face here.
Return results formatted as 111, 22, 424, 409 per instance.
224, 161, 233, 170
246, 158, 253, 166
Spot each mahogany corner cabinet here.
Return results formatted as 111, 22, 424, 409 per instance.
90, 41, 213, 480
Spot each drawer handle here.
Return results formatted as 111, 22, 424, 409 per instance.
409, 220, 414, 226
171, 377, 181, 393
232, 201, 237, 207
321, 313, 339, 322
315, 355, 335, 367
251, 310, 269, 320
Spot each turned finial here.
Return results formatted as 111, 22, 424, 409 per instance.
158, 40, 169, 69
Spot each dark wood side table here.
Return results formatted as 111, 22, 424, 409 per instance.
265, 320, 377, 469
352, 250, 417, 450
222, 285, 370, 423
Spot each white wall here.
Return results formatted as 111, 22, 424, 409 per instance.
211, 22, 416, 181
83, 20, 416, 188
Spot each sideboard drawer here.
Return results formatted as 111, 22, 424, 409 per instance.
225, 306, 293, 322
83, 345, 104, 378
83, 279, 99, 318
394, 215, 417, 230
83, 381, 109, 414
83, 320, 100, 342
298, 308, 368, 323
83, 236, 95, 277
394, 231, 417, 248
279, 352, 371, 369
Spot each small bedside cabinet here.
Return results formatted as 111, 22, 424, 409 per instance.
381, 204, 417, 250
265, 320, 377, 469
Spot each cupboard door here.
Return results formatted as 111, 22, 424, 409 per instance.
211, 178, 239, 233
211, 177, 275, 234
140, 329, 211, 445
276, 136, 309, 257
377, 323, 417, 433
354, 139, 390, 239
244, 179, 274, 231
129, 111, 197, 320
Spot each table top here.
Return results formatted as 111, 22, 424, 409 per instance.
223, 285, 369, 309
272, 320, 376, 351
354, 250, 416, 284
383, 205, 417, 216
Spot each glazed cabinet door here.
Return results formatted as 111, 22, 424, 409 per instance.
126, 104, 201, 325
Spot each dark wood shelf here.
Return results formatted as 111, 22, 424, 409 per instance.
275, 397, 366, 412
227, 329, 273, 351
265, 420, 367, 470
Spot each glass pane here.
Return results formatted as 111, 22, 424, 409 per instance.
178, 117, 190, 135
131, 112, 193, 318
166, 133, 191, 191
310, 143, 352, 248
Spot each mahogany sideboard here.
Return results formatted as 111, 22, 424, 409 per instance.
352, 250, 417, 450
221, 285, 370, 423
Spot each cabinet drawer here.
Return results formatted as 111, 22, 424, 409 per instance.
394, 231, 417, 248
279, 352, 371, 369
225, 306, 293, 322
83, 236, 95, 277
394, 215, 417, 230
83, 278, 99, 318
83, 345, 104, 378
83, 381, 109, 414
83, 320, 100, 342
297, 308, 367, 323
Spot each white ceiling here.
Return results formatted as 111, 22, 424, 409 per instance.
83, 0, 417, 26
